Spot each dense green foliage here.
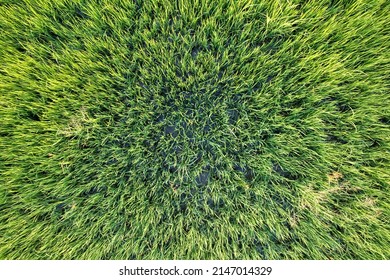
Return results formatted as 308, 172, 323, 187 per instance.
0, 0, 389, 259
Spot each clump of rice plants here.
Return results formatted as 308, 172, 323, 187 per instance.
0, 0, 389, 259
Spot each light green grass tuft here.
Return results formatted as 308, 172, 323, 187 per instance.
0, 0, 389, 259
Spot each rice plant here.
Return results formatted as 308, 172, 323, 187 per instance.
0, 0, 389, 259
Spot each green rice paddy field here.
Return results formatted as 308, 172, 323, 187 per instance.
0, 0, 389, 259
